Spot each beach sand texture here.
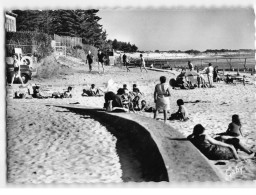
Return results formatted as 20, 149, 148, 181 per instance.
6, 60, 256, 183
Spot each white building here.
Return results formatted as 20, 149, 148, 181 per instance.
5, 11, 17, 32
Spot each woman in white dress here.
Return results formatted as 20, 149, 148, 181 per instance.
154, 76, 171, 123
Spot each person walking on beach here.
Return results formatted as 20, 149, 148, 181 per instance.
188, 61, 194, 71
86, 50, 93, 72
205, 63, 214, 87
140, 54, 148, 72
10, 54, 24, 86
98, 50, 105, 73
154, 76, 171, 123
123, 53, 130, 72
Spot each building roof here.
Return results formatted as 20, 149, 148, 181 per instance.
5, 11, 17, 18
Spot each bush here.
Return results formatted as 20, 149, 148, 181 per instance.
35, 55, 60, 79
5, 31, 53, 58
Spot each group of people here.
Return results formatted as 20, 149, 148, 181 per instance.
86, 50, 106, 73
153, 75, 255, 160
188, 115, 255, 160
104, 84, 154, 113
122, 53, 148, 72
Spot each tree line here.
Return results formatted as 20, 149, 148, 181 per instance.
11, 9, 138, 53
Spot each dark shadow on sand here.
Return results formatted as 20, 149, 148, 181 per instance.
57, 107, 169, 182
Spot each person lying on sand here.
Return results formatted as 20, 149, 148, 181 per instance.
188, 124, 239, 160
169, 99, 189, 121
82, 84, 103, 96
214, 115, 255, 157
52, 86, 73, 98
188, 124, 255, 161
140, 100, 155, 113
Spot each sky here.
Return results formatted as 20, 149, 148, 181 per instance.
98, 8, 255, 51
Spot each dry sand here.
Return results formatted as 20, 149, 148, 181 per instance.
6, 58, 256, 183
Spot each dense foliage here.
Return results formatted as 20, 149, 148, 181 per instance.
12, 9, 108, 49
108, 39, 138, 52
5, 31, 52, 57
12, 9, 139, 52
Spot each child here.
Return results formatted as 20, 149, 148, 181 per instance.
169, 99, 189, 121
132, 96, 141, 111
132, 84, 142, 96
121, 89, 133, 110
90, 84, 103, 96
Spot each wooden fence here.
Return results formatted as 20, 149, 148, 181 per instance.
54, 34, 82, 48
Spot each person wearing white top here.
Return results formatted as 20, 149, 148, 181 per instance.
154, 76, 171, 123
205, 63, 214, 87
140, 54, 148, 72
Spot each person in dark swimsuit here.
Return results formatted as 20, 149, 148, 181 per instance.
97, 50, 105, 73
122, 53, 130, 72
215, 115, 255, 156
10, 54, 24, 86
104, 91, 123, 110
86, 51, 93, 72
187, 124, 239, 160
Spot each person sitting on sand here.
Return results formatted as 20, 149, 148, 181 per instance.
154, 76, 171, 123
52, 86, 72, 98
226, 74, 234, 84
121, 88, 134, 112
188, 124, 239, 160
104, 90, 129, 112
81, 84, 103, 97
169, 99, 189, 121
123, 84, 128, 91
132, 95, 141, 111
63, 86, 73, 98
214, 115, 255, 157
141, 100, 155, 113
33, 85, 44, 98
188, 124, 255, 160
132, 84, 142, 96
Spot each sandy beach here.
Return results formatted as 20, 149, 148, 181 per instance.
6, 58, 256, 183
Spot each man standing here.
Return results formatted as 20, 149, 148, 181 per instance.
86, 50, 93, 72
206, 63, 214, 87
188, 61, 194, 71
98, 50, 105, 73
122, 53, 130, 72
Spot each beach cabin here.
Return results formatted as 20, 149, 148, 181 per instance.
5, 11, 17, 32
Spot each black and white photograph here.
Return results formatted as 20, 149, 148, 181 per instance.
1, 0, 256, 188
